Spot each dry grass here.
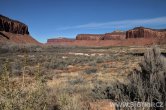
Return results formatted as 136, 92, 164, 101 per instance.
0, 44, 165, 110
0, 60, 55, 110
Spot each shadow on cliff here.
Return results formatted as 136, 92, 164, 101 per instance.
0, 32, 9, 39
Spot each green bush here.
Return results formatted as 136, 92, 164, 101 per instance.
93, 46, 166, 110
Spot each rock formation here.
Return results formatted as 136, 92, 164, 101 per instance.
0, 15, 39, 44
126, 27, 166, 39
47, 37, 73, 43
0, 15, 29, 35
76, 27, 166, 41
76, 31, 126, 40
103, 31, 126, 40
76, 34, 104, 40
47, 27, 166, 46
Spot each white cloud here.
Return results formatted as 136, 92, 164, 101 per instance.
57, 16, 166, 30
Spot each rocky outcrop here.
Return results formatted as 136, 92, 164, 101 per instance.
76, 34, 104, 40
76, 28, 166, 41
47, 27, 166, 46
126, 27, 166, 39
0, 15, 39, 44
0, 15, 29, 35
0, 31, 39, 44
76, 31, 126, 40
47, 37, 73, 43
103, 31, 126, 40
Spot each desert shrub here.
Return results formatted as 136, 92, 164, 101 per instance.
25, 55, 38, 66
0, 81, 52, 110
56, 93, 83, 110
53, 80, 91, 110
125, 46, 166, 109
0, 42, 42, 53
68, 77, 84, 85
84, 68, 97, 74
91, 83, 108, 99
10, 59, 23, 75
93, 46, 166, 110
88, 60, 97, 66
101, 64, 111, 68
96, 57, 104, 63
18, 44, 42, 53
0, 46, 9, 53
0, 60, 56, 110
49, 59, 68, 70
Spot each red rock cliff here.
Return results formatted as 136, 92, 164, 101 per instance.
47, 38, 73, 43
103, 31, 126, 40
76, 31, 126, 40
47, 27, 166, 46
76, 34, 104, 40
0, 15, 39, 44
126, 27, 166, 39
0, 15, 29, 35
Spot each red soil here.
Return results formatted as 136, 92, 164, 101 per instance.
0, 31, 40, 44
46, 38, 157, 46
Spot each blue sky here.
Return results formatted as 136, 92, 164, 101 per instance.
0, 0, 166, 43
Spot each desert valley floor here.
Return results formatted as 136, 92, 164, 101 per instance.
0, 45, 166, 110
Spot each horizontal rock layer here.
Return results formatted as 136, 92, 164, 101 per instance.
76, 34, 104, 40
76, 31, 126, 40
103, 32, 126, 40
126, 27, 166, 39
47, 27, 166, 46
0, 15, 29, 35
0, 15, 39, 44
47, 38, 73, 43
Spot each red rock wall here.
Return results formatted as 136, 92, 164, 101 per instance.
0, 15, 40, 44
126, 27, 166, 39
0, 15, 29, 35
76, 32, 126, 40
48, 27, 166, 46
103, 32, 126, 40
76, 34, 104, 40
47, 38, 73, 43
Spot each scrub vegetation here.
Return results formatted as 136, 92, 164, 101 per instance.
0, 43, 165, 110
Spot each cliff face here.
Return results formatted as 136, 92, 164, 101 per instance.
0, 15, 29, 35
103, 31, 126, 40
76, 34, 104, 40
126, 27, 166, 39
47, 38, 73, 43
76, 27, 166, 41
0, 15, 39, 44
76, 31, 126, 40
47, 27, 166, 46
